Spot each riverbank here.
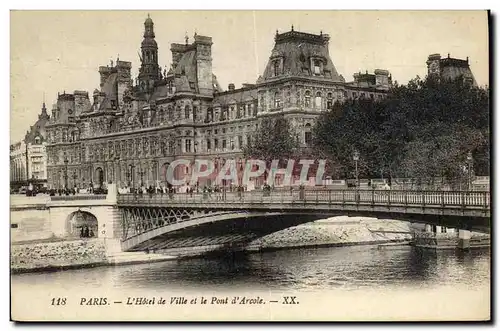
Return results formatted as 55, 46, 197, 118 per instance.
6, 217, 426, 274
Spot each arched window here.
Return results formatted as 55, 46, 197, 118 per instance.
185, 105, 191, 119
274, 92, 281, 108
176, 106, 181, 120
285, 91, 291, 107
296, 91, 301, 106
327, 92, 333, 109
315, 92, 322, 109
34, 136, 41, 145
305, 91, 311, 107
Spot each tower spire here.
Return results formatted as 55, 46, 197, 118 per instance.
139, 14, 159, 91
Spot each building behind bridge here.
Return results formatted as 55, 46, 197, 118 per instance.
43, 15, 396, 190
10, 102, 50, 191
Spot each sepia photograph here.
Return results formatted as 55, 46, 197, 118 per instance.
9, 9, 491, 322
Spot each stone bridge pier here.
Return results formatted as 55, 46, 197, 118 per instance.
47, 184, 123, 255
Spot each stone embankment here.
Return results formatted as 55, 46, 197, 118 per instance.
11, 239, 108, 273
11, 217, 413, 273
246, 217, 412, 251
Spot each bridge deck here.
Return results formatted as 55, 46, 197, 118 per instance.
116, 189, 490, 219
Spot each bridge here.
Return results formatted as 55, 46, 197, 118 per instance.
116, 188, 490, 252
13, 186, 489, 253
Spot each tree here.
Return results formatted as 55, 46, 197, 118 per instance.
243, 115, 301, 179
312, 75, 490, 185
243, 115, 299, 161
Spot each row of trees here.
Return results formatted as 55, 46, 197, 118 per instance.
244, 76, 490, 185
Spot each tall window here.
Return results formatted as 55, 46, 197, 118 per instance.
168, 141, 174, 155
327, 92, 333, 109
214, 138, 219, 151
305, 91, 311, 107
222, 139, 227, 150
185, 105, 191, 119
274, 91, 281, 108
315, 92, 322, 109
193, 106, 197, 121
176, 106, 181, 120
206, 139, 211, 151
238, 136, 243, 149
230, 138, 235, 150
185, 139, 192, 153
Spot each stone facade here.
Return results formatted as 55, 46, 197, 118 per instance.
10, 102, 50, 189
45, 16, 392, 191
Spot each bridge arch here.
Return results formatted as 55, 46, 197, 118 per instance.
65, 209, 98, 238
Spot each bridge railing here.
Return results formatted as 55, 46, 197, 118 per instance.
116, 189, 490, 209
50, 194, 107, 201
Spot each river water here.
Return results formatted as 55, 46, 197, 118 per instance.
12, 245, 490, 291
11, 245, 490, 321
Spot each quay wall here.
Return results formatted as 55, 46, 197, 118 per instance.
11, 239, 108, 273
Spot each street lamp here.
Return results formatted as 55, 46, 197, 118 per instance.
353, 149, 360, 190
114, 155, 120, 186
64, 156, 69, 190
467, 151, 473, 191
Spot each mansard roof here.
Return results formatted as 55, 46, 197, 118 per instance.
261, 29, 343, 82
213, 87, 257, 105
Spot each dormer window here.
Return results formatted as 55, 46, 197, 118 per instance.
314, 60, 321, 75
273, 61, 280, 77
34, 137, 41, 145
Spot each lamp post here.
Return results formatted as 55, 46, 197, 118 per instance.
353, 149, 359, 190
63, 156, 69, 190
467, 151, 473, 191
114, 155, 120, 186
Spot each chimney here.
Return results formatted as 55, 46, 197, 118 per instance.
228, 83, 235, 91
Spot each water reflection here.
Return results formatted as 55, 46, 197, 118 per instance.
12, 246, 490, 293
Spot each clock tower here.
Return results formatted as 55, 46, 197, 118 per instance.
138, 14, 160, 92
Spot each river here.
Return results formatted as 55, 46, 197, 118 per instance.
11, 245, 490, 321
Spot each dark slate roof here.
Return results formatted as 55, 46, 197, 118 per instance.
213, 87, 257, 105
173, 49, 197, 92
99, 73, 118, 110
24, 105, 50, 143
261, 30, 343, 82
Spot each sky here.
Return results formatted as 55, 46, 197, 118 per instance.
10, 10, 489, 143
